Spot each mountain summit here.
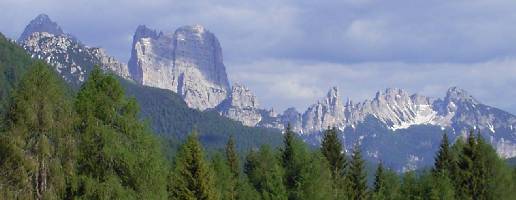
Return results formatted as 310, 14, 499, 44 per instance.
128, 25, 230, 110
18, 14, 130, 84
18, 14, 64, 43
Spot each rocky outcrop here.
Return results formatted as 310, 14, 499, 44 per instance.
128, 25, 230, 110
18, 14, 131, 83
301, 87, 345, 134
217, 84, 262, 126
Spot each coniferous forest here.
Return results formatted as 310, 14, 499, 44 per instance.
0, 35, 515, 200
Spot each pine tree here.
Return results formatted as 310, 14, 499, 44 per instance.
373, 162, 386, 195
321, 127, 347, 200
457, 131, 476, 199
348, 144, 367, 200
170, 133, 218, 200
281, 124, 301, 199
212, 153, 233, 200
0, 62, 77, 200
321, 127, 346, 178
433, 132, 454, 175
226, 135, 239, 179
225, 135, 239, 200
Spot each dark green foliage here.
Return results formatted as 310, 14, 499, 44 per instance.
245, 146, 287, 200
371, 168, 401, 200
119, 78, 283, 154
400, 172, 420, 200
0, 33, 33, 116
0, 62, 75, 199
74, 67, 167, 199
433, 132, 454, 174
348, 144, 367, 200
280, 124, 300, 199
321, 127, 347, 199
372, 162, 385, 195
321, 127, 346, 177
279, 124, 333, 200
226, 135, 239, 179
225, 135, 239, 200
170, 133, 218, 200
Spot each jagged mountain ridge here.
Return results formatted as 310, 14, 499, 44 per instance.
15, 14, 516, 171
18, 14, 130, 85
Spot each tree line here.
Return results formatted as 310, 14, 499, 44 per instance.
0, 62, 515, 199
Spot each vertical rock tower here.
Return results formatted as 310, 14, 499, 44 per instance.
128, 25, 230, 110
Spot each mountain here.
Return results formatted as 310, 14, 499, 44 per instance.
18, 14, 130, 86
251, 86, 516, 170
128, 25, 230, 110
13, 14, 282, 153
13, 14, 515, 171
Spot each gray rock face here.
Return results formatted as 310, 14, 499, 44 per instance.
349, 88, 439, 131
218, 83, 262, 126
263, 86, 516, 159
301, 87, 345, 134
128, 25, 230, 110
18, 14, 131, 84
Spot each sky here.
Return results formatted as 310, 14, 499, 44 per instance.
1, 0, 516, 113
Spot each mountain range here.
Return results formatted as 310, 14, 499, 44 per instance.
14, 14, 516, 171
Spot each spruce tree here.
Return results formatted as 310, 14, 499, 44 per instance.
281, 124, 301, 199
457, 131, 476, 199
225, 135, 239, 200
348, 144, 367, 200
433, 132, 454, 175
212, 153, 233, 200
373, 162, 386, 195
170, 133, 218, 200
226, 135, 239, 179
321, 127, 346, 178
321, 127, 347, 200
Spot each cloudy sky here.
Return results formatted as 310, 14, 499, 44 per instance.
1, 0, 516, 113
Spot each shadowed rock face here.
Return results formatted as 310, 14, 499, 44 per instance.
128, 25, 230, 111
18, 14, 64, 43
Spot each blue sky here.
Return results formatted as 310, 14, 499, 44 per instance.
1, 0, 516, 113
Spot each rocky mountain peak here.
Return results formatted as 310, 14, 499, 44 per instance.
18, 14, 64, 43
133, 25, 159, 44
302, 87, 346, 133
229, 83, 259, 108
325, 86, 340, 105
128, 24, 230, 110
445, 86, 478, 104
374, 88, 411, 102
19, 14, 130, 84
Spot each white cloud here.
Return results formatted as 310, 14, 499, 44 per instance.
228, 58, 516, 114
